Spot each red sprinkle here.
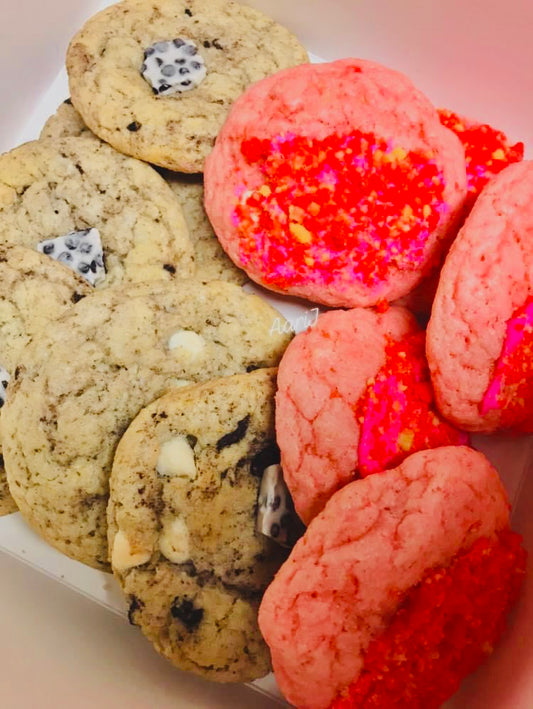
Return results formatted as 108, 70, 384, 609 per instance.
331, 529, 527, 709
481, 297, 533, 432
235, 132, 446, 290
357, 332, 468, 475
438, 109, 524, 208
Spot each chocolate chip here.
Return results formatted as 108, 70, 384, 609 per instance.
246, 363, 260, 372
173, 38, 186, 47
180, 80, 192, 87
128, 595, 144, 626
212, 39, 223, 50
179, 67, 190, 75
170, 598, 204, 631
156, 57, 163, 66
184, 8, 192, 16
216, 415, 251, 451
250, 443, 280, 477
42, 243, 54, 255
78, 263, 90, 274
63, 97, 72, 105
186, 434, 198, 449
203, 40, 211, 48
127, 121, 141, 132
158, 83, 172, 93
144, 47, 155, 57
163, 263, 176, 274
71, 291, 85, 304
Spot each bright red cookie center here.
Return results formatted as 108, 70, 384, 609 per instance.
357, 331, 468, 475
481, 297, 533, 432
235, 132, 446, 289
438, 109, 524, 208
330, 529, 526, 709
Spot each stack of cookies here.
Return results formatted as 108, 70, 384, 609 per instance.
0, 0, 309, 685
0, 0, 530, 706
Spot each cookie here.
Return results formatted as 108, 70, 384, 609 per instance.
40, 103, 247, 284
164, 174, 247, 284
204, 58, 467, 308
0, 244, 92, 516
427, 160, 533, 433
438, 108, 524, 210
258, 446, 526, 709
108, 369, 286, 681
276, 307, 467, 524
66, 0, 309, 172
39, 99, 93, 141
0, 137, 194, 287
2, 280, 292, 569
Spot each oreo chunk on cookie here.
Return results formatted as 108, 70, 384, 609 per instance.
142, 39, 207, 95
108, 369, 287, 682
38, 228, 105, 286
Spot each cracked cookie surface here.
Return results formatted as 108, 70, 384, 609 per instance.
258, 446, 511, 709
108, 368, 286, 681
0, 244, 92, 516
0, 136, 194, 287
66, 0, 309, 172
427, 160, 533, 432
2, 281, 291, 569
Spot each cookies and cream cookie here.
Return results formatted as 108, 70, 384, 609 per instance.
2, 281, 292, 569
0, 137, 195, 287
108, 369, 287, 682
0, 244, 92, 515
40, 103, 247, 284
66, 0, 309, 172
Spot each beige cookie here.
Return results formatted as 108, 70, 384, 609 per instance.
0, 137, 195, 287
66, 0, 308, 172
40, 99, 93, 141
2, 280, 291, 569
41, 103, 247, 284
108, 369, 286, 681
0, 244, 92, 516
164, 173, 247, 284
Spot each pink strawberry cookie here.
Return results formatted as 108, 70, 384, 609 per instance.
276, 307, 466, 524
258, 446, 526, 709
427, 160, 533, 433
204, 59, 467, 308
396, 114, 524, 318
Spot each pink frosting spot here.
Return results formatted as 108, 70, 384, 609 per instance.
480, 298, 533, 432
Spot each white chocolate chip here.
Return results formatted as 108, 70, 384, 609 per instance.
168, 378, 194, 388
159, 516, 190, 563
156, 435, 197, 480
168, 330, 205, 359
111, 530, 151, 572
